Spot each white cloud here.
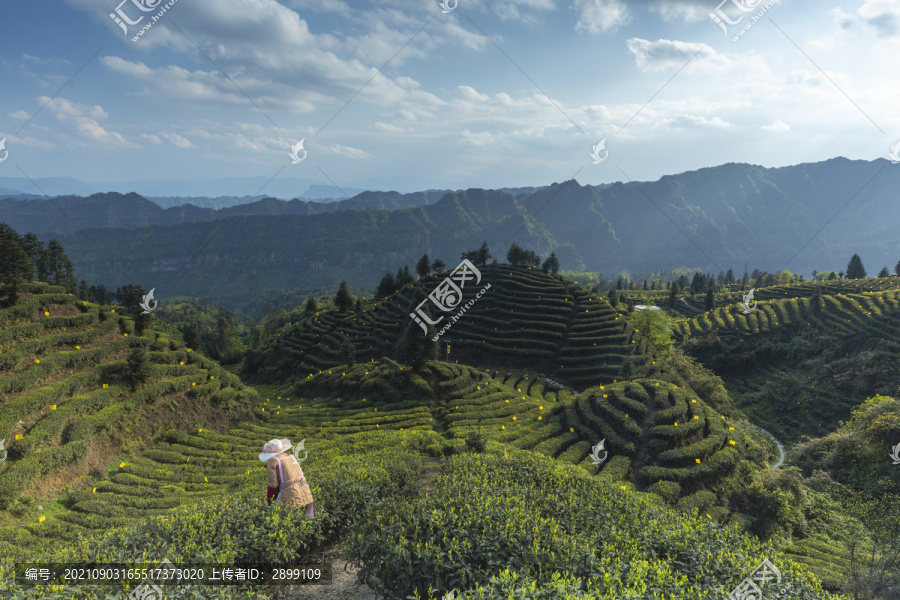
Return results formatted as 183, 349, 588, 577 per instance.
327, 143, 369, 158
38, 96, 137, 148
141, 133, 162, 143
626, 38, 730, 73
572, 0, 629, 34
460, 129, 497, 147
160, 132, 194, 148
762, 120, 790, 132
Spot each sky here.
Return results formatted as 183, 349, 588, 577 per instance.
1, 0, 899, 196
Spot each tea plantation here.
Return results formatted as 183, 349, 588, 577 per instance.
0, 276, 886, 599
243, 264, 655, 390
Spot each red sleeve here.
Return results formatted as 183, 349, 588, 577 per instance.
266, 485, 279, 505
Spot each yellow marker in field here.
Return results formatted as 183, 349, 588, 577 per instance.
119, 462, 125, 468
39, 516, 45, 523
50, 405, 56, 410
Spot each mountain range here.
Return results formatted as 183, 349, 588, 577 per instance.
3, 157, 898, 308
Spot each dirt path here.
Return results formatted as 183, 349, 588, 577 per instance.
752, 425, 785, 468
679, 297, 704, 313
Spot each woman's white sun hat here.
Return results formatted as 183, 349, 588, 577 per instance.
258, 438, 293, 462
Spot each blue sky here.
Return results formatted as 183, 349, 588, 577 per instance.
1, 0, 899, 195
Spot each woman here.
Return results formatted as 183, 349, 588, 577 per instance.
258, 438, 314, 518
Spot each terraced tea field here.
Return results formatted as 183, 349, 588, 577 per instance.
0, 283, 259, 548
246, 265, 655, 390
673, 288, 900, 341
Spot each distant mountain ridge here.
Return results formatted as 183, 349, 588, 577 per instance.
4, 157, 898, 308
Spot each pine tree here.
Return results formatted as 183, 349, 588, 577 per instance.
506, 243, 526, 266
304, 297, 318, 317
432, 259, 446, 273
21, 233, 49, 282
180, 324, 200, 350
668, 286, 677, 308
126, 346, 151, 390
541, 252, 560, 274
895, 260, 900, 276
45, 239, 76, 289
334, 281, 353, 313
0, 223, 34, 284
416, 253, 431, 278
846, 254, 866, 279
475, 241, 491, 266
375, 272, 396, 299
340, 337, 356, 366
396, 266, 414, 288
704, 288, 715, 310
214, 317, 241, 363
725, 269, 735, 285
878, 266, 890, 278
643, 280, 648, 290
608, 289, 619, 306
354, 298, 363, 313
396, 291, 437, 371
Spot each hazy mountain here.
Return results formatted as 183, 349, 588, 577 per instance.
0, 176, 366, 200
9, 157, 900, 308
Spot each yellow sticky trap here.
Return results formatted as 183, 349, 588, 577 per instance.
50, 405, 56, 410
